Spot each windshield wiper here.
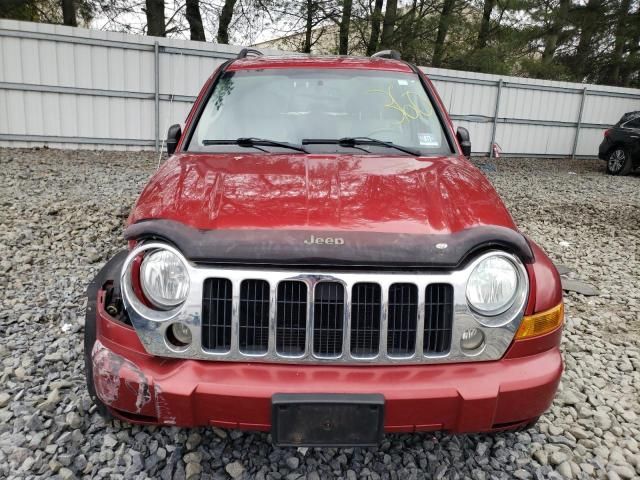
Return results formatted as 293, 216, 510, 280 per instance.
202, 137, 308, 153
302, 137, 421, 156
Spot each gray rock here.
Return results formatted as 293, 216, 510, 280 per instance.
157, 447, 167, 460
65, 411, 83, 429
561, 278, 599, 296
533, 449, 548, 466
550, 452, 569, 466
212, 427, 227, 439
103, 434, 118, 448
226, 461, 245, 479
609, 465, 636, 479
186, 432, 201, 450
556, 265, 573, 275
557, 462, 573, 479
58, 467, 76, 480
186, 462, 203, 479
286, 456, 300, 470
513, 469, 531, 479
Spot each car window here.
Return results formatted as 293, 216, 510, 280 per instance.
623, 118, 640, 129
188, 69, 452, 155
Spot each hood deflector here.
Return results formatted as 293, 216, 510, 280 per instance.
124, 219, 533, 268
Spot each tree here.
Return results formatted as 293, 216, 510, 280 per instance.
432, 0, 456, 66
145, 0, 165, 36
476, 0, 496, 49
303, 0, 314, 51
572, 0, 606, 80
608, 0, 632, 84
61, 0, 77, 25
379, 0, 397, 48
541, 0, 570, 63
0, 0, 60, 22
366, 0, 384, 54
338, 0, 353, 53
185, 0, 205, 40
217, 0, 237, 43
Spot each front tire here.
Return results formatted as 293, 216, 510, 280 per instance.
606, 148, 632, 175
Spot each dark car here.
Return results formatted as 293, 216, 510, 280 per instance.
599, 111, 640, 175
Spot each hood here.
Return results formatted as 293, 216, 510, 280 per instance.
129, 153, 516, 235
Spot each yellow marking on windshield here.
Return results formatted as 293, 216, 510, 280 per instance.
368, 85, 434, 125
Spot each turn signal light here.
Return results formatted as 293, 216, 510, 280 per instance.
516, 303, 564, 340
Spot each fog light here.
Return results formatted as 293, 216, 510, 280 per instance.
460, 328, 485, 351
166, 323, 192, 348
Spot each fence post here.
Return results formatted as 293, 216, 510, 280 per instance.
571, 87, 587, 160
489, 79, 503, 158
154, 41, 160, 153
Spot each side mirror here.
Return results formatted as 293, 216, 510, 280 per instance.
167, 124, 182, 155
456, 127, 471, 157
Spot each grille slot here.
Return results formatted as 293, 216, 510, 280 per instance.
350, 283, 381, 357
313, 282, 345, 357
387, 283, 418, 356
424, 283, 454, 355
239, 279, 270, 354
276, 281, 308, 356
202, 278, 233, 352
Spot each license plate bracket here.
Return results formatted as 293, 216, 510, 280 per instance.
271, 393, 384, 447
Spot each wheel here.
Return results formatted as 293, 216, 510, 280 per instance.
606, 147, 633, 175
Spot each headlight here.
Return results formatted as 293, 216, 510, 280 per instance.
140, 249, 190, 309
466, 255, 519, 316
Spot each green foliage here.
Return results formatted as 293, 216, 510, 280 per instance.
0, 0, 63, 22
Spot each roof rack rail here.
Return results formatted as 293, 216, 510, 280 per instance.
371, 50, 401, 60
237, 48, 263, 59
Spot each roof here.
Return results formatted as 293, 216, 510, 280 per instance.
619, 111, 640, 123
226, 55, 414, 73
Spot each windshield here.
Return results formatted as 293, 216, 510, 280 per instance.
188, 68, 452, 155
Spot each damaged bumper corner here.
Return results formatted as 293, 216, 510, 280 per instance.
91, 340, 164, 422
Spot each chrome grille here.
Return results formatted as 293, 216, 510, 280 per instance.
387, 283, 418, 357
350, 283, 381, 357
123, 245, 530, 365
202, 278, 232, 352
424, 284, 454, 355
201, 278, 453, 361
313, 282, 345, 357
239, 279, 270, 354
276, 281, 308, 356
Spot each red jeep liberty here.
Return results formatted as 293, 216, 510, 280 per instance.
85, 50, 564, 446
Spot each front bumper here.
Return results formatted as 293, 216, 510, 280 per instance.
92, 297, 562, 433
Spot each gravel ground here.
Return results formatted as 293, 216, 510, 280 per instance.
1, 148, 639, 480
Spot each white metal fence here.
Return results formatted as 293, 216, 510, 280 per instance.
2, 18, 640, 157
